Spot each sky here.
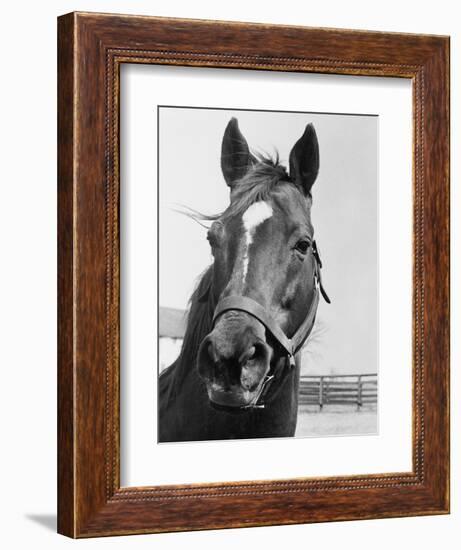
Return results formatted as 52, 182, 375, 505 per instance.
158, 107, 378, 375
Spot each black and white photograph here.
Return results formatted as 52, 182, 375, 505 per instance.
158, 107, 378, 443
0, 0, 454, 546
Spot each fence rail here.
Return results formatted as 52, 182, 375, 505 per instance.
299, 374, 377, 410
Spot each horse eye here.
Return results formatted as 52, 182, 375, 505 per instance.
207, 222, 224, 249
207, 232, 217, 248
295, 240, 311, 254
207, 228, 220, 248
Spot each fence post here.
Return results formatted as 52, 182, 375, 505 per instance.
319, 376, 324, 411
357, 375, 363, 411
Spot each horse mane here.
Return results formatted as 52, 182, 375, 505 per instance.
179, 266, 215, 364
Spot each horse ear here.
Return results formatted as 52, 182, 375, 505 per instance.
221, 118, 253, 188
289, 123, 320, 196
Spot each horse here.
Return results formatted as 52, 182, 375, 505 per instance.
159, 117, 329, 442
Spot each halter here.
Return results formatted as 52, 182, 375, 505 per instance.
211, 240, 330, 409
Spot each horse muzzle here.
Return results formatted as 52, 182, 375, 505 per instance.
197, 311, 273, 409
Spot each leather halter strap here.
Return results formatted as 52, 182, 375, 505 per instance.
212, 291, 319, 364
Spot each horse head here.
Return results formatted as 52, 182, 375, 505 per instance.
197, 118, 327, 410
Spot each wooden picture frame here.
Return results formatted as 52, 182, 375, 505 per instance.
57, 12, 450, 538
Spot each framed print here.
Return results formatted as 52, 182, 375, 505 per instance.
57, 12, 450, 537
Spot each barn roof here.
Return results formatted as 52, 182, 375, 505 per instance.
159, 307, 187, 338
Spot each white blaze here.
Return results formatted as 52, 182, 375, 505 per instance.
241, 201, 273, 283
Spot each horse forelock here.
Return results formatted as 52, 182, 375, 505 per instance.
220, 153, 297, 222
182, 153, 301, 227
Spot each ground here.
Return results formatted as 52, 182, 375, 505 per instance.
295, 404, 378, 438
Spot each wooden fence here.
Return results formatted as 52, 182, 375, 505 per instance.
299, 374, 377, 410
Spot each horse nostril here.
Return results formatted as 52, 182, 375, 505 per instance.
206, 341, 216, 363
240, 342, 269, 366
239, 342, 271, 391
197, 336, 217, 381
240, 345, 255, 364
